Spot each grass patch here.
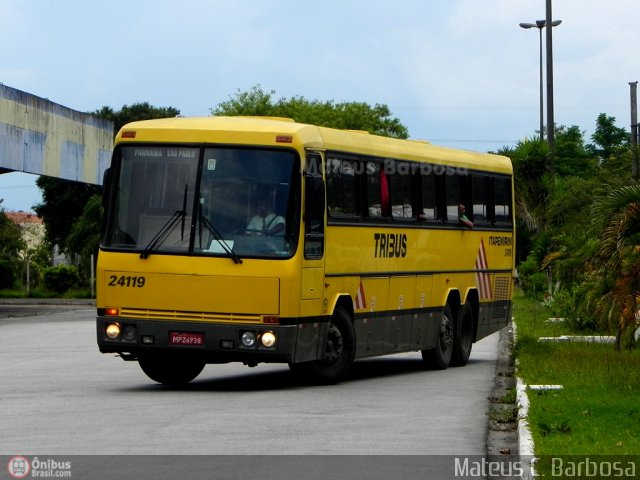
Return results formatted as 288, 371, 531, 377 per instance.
0, 288, 93, 299
499, 387, 517, 404
513, 291, 640, 460
61, 288, 94, 299
529, 386, 640, 455
512, 290, 576, 339
488, 404, 518, 424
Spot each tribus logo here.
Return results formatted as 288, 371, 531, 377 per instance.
7, 456, 31, 479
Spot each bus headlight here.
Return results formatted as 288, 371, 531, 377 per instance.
105, 323, 121, 340
260, 331, 277, 348
241, 331, 256, 347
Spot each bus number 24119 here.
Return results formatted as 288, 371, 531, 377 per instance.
108, 275, 146, 288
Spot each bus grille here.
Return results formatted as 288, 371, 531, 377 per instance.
492, 275, 512, 320
119, 307, 263, 324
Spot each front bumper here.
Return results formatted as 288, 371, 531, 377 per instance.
97, 316, 297, 364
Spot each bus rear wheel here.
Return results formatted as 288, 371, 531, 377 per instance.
422, 304, 454, 370
451, 300, 474, 367
292, 307, 355, 384
138, 354, 205, 385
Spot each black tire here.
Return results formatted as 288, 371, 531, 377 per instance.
421, 304, 454, 370
304, 307, 356, 383
451, 301, 474, 367
138, 354, 205, 385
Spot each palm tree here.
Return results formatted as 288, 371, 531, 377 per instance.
590, 182, 640, 350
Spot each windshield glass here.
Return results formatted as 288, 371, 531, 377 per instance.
103, 145, 300, 259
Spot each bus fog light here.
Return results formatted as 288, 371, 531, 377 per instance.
241, 331, 256, 347
105, 323, 121, 339
122, 324, 137, 341
260, 331, 277, 348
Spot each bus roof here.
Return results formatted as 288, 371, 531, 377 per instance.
117, 116, 512, 175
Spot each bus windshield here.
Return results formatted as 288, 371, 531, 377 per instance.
103, 145, 300, 259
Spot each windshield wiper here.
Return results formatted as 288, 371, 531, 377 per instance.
198, 214, 243, 264
140, 185, 188, 259
139, 209, 186, 259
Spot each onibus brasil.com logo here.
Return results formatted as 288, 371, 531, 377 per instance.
7, 456, 72, 478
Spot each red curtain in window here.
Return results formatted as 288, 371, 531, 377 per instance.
380, 170, 390, 216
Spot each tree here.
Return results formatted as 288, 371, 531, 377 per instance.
33, 176, 101, 252
213, 85, 409, 139
554, 125, 597, 178
588, 113, 629, 159
66, 194, 103, 283
539, 175, 601, 290
589, 182, 640, 350
505, 112, 640, 350
0, 210, 24, 259
502, 139, 551, 262
93, 102, 181, 134
0, 209, 25, 289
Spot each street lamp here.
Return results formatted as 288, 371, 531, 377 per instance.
519, 19, 561, 142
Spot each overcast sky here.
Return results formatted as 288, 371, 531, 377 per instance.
1, 0, 639, 212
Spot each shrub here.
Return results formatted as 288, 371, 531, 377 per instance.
43, 265, 80, 294
549, 288, 598, 332
518, 254, 552, 300
0, 259, 17, 289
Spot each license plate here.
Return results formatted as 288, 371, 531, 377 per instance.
169, 331, 205, 346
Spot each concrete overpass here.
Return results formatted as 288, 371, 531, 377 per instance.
0, 84, 113, 185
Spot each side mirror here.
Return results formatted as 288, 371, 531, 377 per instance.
101, 168, 112, 209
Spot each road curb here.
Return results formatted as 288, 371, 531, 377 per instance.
486, 325, 519, 463
516, 377, 536, 478
512, 322, 537, 479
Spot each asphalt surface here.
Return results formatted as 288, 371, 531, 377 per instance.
0, 300, 506, 480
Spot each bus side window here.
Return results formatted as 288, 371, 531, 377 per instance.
304, 153, 325, 259
445, 175, 461, 223
472, 175, 490, 225
390, 163, 413, 220
494, 177, 513, 226
365, 162, 388, 219
419, 172, 437, 222
326, 157, 357, 218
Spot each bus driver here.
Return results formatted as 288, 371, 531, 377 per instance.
246, 189, 285, 235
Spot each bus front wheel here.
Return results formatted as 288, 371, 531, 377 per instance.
138, 354, 205, 385
294, 307, 355, 384
422, 304, 454, 369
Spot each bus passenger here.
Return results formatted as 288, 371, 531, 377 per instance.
458, 204, 473, 228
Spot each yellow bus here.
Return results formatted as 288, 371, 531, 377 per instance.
96, 116, 514, 384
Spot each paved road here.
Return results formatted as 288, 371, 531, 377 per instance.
0, 305, 500, 479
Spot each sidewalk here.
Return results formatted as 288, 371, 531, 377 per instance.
0, 298, 95, 305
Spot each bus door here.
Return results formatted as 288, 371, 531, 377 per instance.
296, 152, 326, 362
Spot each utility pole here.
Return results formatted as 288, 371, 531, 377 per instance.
545, 0, 556, 172
630, 81, 639, 179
